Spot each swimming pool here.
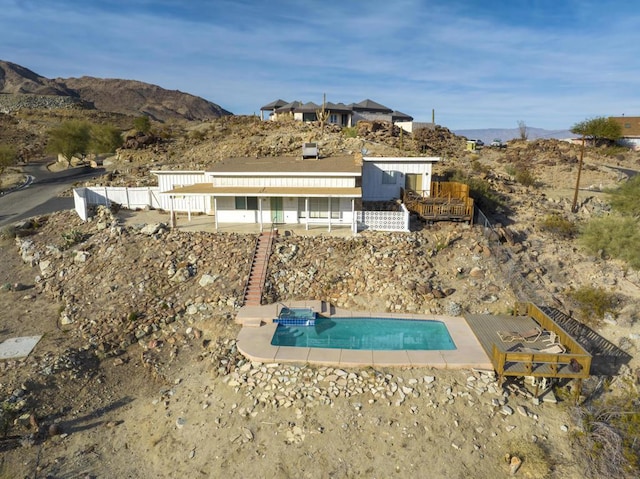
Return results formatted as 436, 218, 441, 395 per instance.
270, 317, 456, 351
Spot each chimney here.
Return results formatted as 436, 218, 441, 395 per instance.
302, 142, 319, 160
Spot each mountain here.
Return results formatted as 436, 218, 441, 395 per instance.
0, 60, 232, 122
453, 127, 574, 144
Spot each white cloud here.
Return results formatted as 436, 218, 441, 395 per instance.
1, 0, 638, 129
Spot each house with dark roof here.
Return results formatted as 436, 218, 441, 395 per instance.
260, 98, 413, 126
610, 116, 640, 150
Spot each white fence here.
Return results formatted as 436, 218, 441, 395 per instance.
357, 204, 409, 232
74, 186, 166, 221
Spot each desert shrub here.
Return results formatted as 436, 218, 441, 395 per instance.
189, 129, 206, 141
459, 175, 503, 213
0, 225, 17, 241
504, 164, 517, 177
568, 285, 617, 321
514, 167, 537, 187
342, 126, 357, 138
502, 439, 551, 479
505, 164, 537, 187
570, 395, 640, 478
470, 158, 492, 175
133, 116, 151, 133
540, 213, 578, 239
579, 216, 640, 269
61, 229, 85, 249
606, 175, 640, 217
600, 145, 629, 157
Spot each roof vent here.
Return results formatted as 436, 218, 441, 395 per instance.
302, 142, 319, 159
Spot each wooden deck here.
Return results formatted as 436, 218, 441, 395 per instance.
465, 303, 592, 389
402, 182, 474, 223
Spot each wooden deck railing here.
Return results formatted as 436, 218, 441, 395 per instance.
402, 182, 474, 223
491, 302, 592, 384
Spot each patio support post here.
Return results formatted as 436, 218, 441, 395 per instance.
328, 197, 332, 232
305, 197, 309, 231
169, 196, 176, 229
351, 198, 356, 234
259, 197, 263, 232
187, 197, 191, 222
214, 197, 219, 231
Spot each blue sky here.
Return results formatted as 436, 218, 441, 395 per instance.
1, 0, 638, 129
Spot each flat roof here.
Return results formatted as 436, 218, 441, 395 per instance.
164, 184, 362, 197
363, 156, 440, 163
207, 156, 361, 175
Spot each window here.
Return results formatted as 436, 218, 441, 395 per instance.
298, 198, 340, 219
235, 196, 258, 210
382, 170, 398, 184
329, 114, 338, 124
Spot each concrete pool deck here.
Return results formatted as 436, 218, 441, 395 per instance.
235, 301, 493, 369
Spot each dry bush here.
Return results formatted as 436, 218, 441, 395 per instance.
570, 397, 640, 478
540, 213, 578, 239
502, 439, 551, 478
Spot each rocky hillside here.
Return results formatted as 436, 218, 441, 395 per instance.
0, 60, 231, 121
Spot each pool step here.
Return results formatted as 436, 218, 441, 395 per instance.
274, 318, 316, 326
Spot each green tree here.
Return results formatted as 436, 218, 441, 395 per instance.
133, 116, 151, 134
47, 120, 91, 161
89, 124, 123, 154
570, 116, 623, 211
571, 116, 622, 146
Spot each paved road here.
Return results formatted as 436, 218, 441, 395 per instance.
0, 162, 105, 227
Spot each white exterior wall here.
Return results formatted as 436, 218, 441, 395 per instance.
395, 121, 434, 133
361, 159, 435, 201
617, 137, 640, 151
352, 111, 392, 123
213, 175, 356, 188
154, 171, 207, 192
215, 196, 355, 225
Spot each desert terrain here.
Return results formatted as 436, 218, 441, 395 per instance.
1, 114, 639, 479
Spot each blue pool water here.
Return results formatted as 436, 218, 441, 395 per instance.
270, 317, 456, 350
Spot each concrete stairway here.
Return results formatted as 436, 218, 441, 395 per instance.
243, 231, 277, 306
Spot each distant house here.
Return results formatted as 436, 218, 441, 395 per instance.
610, 116, 640, 150
260, 98, 413, 127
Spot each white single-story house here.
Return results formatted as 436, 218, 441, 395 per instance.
150, 153, 440, 233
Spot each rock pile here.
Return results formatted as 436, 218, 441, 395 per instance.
0, 93, 89, 113
264, 227, 514, 314
14, 208, 255, 355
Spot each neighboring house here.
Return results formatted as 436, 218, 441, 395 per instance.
149, 152, 440, 233
610, 116, 640, 150
260, 98, 413, 127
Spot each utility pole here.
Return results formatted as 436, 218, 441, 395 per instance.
571, 134, 586, 212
